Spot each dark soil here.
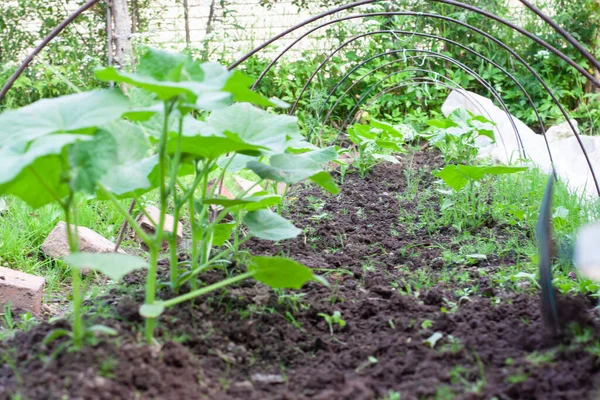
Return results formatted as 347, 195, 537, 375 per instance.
1, 151, 599, 400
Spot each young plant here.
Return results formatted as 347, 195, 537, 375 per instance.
0, 89, 151, 347
435, 164, 527, 229
318, 310, 346, 335
93, 48, 338, 342
347, 117, 405, 178
426, 107, 496, 164
0, 47, 338, 346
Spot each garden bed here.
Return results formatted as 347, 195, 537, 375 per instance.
1, 151, 599, 400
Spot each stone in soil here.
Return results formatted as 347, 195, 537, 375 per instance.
0, 267, 45, 315
41, 221, 126, 259
137, 205, 184, 242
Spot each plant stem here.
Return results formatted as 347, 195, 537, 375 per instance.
189, 194, 199, 292
163, 271, 254, 308
167, 116, 184, 291
169, 205, 180, 292
63, 198, 83, 347
239, 179, 264, 198
144, 244, 159, 343
277, 184, 289, 214
98, 186, 152, 245
178, 236, 252, 286
144, 100, 175, 343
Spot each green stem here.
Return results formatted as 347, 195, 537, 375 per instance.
209, 155, 235, 198
144, 100, 175, 343
239, 179, 264, 198
178, 236, 252, 286
277, 184, 290, 214
144, 244, 159, 343
99, 186, 153, 245
233, 209, 242, 255
163, 271, 254, 308
189, 194, 199, 292
133, 194, 157, 226
167, 116, 185, 291
155, 101, 173, 243
199, 162, 212, 267
177, 167, 203, 207
63, 197, 83, 347
169, 205, 180, 292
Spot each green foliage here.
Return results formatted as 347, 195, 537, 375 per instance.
0, 46, 333, 346
436, 165, 528, 192
249, 256, 320, 289
318, 310, 346, 335
347, 117, 405, 178
243, 209, 302, 241
64, 253, 148, 282
426, 108, 496, 164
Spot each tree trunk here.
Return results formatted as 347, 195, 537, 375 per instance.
183, 0, 191, 47
111, 0, 134, 69
203, 0, 218, 60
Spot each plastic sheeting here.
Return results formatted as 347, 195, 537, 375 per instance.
442, 89, 600, 198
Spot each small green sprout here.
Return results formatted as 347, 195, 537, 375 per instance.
355, 356, 378, 373
318, 310, 346, 335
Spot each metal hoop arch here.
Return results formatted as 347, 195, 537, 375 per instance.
342, 78, 514, 163
241, 11, 595, 193
291, 29, 546, 138
319, 67, 494, 133
230, 1, 600, 88
308, 49, 527, 160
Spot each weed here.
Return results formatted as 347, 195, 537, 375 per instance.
318, 311, 346, 335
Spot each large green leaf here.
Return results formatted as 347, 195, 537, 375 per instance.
171, 134, 265, 159
95, 121, 158, 199
427, 118, 456, 129
222, 71, 288, 108
244, 209, 301, 241
297, 146, 338, 165
64, 252, 148, 282
436, 164, 528, 191
212, 222, 237, 246
216, 154, 258, 172
97, 52, 278, 110
203, 195, 281, 211
248, 256, 316, 289
247, 153, 322, 184
0, 134, 91, 208
68, 130, 118, 195
309, 171, 340, 195
136, 47, 199, 81
98, 155, 159, 199
95, 67, 204, 102
206, 103, 301, 154
166, 115, 266, 159
0, 90, 129, 146
103, 121, 151, 162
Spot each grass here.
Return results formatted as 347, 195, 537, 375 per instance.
0, 194, 150, 296
0, 167, 256, 300
400, 164, 600, 301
